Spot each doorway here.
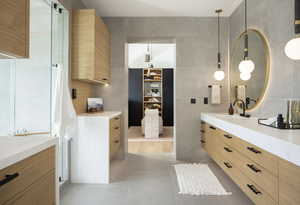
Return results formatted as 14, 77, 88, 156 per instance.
127, 43, 176, 154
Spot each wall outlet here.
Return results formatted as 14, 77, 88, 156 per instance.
190, 98, 196, 104
204, 97, 208, 104
72, 88, 77, 99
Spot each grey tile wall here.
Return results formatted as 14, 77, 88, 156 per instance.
96, 17, 230, 161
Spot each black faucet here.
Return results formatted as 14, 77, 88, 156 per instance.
233, 99, 251, 118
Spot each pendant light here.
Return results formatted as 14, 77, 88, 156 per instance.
214, 9, 225, 81
145, 41, 153, 76
285, 0, 300, 60
240, 72, 251, 81
145, 42, 151, 63
239, 0, 255, 75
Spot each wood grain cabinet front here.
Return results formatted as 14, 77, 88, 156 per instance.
0, 147, 55, 205
278, 159, 300, 205
72, 9, 111, 85
109, 115, 121, 159
202, 120, 300, 205
202, 123, 278, 205
4, 171, 55, 205
0, 0, 29, 58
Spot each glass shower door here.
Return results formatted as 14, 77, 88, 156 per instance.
51, 1, 70, 183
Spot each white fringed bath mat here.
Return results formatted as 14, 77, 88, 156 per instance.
174, 164, 232, 196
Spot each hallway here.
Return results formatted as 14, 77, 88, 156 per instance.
61, 153, 253, 205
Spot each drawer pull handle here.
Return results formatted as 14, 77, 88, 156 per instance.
114, 117, 120, 120
224, 134, 232, 139
114, 127, 119, 130
224, 147, 233, 153
0, 173, 19, 187
247, 164, 261, 173
201, 140, 206, 143
247, 147, 262, 154
209, 126, 216, 130
200, 130, 205, 133
114, 140, 119, 143
247, 184, 262, 195
224, 162, 232, 169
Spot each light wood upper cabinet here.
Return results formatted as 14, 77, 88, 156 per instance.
0, 0, 29, 58
72, 9, 111, 85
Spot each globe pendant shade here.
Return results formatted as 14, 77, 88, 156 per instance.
240, 72, 251, 81
214, 70, 225, 81
239, 59, 255, 73
285, 37, 300, 60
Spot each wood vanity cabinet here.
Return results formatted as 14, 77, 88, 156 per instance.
0, 0, 29, 58
201, 121, 300, 205
110, 115, 121, 159
72, 9, 111, 85
0, 147, 55, 205
278, 159, 300, 205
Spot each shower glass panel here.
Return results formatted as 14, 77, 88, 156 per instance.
0, 60, 15, 136
51, 1, 70, 183
14, 0, 52, 135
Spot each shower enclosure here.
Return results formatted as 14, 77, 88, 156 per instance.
0, 0, 71, 183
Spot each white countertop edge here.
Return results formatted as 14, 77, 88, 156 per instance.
78, 111, 122, 119
201, 113, 300, 166
0, 137, 58, 170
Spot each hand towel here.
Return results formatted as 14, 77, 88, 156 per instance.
237, 85, 246, 102
211, 85, 221, 105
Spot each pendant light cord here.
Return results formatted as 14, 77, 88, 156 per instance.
216, 10, 221, 69
244, 0, 249, 59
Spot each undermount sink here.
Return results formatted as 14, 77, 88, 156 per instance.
214, 113, 253, 120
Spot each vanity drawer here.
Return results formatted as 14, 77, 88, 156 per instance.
110, 116, 121, 137
0, 147, 55, 204
213, 149, 276, 205
110, 125, 120, 138
110, 137, 120, 159
204, 124, 219, 159
230, 164, 277, 205
219, 130, 235, 147
231, 137, 278, 176
232, 147, 278, 200
110, 115, 121, 128
278, 159, 300, 205
200, 121, 206, 148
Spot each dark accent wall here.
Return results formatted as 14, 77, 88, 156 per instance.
128, 68, 174, 127
163, 69, 174, 126
128, 69, 143, 127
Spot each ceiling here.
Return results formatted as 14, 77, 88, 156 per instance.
82, 0, 243, 17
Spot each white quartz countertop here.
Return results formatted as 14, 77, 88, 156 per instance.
0, 135, 58, 170
201, 113, 300, 166
78, 111, 122, 119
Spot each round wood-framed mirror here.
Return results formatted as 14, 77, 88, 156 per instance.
230, 29, 270, 111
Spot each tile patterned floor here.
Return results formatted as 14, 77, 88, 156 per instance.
61, 153, 253, 205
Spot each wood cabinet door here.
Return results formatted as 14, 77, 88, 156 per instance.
5, 171, 55, 205
94, 15, 110, 83
279, 159, 300, 205
0, 0, 29, 58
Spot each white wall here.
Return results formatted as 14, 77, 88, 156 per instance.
0, 60, 15, 135
128, 43, 176, 68
14, 0, 52, 133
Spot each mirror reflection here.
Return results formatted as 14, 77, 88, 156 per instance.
230, 29, 270, 110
